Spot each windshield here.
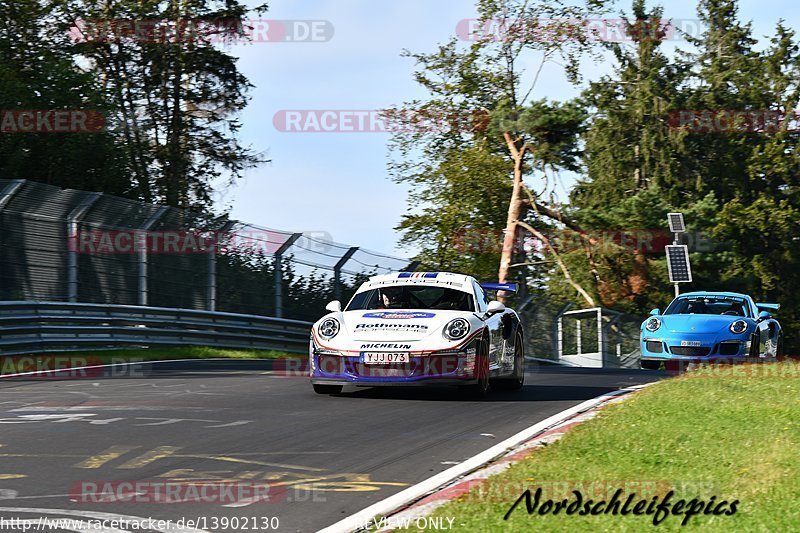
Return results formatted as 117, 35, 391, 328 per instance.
346, 285, 474, 312
664, 296, 750, 317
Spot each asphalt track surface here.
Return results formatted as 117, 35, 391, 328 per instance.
0, 360, 667, 532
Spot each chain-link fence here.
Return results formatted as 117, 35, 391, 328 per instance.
0, 179, 413, 323
516, 297, 642, 367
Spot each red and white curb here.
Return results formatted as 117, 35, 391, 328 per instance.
319, 383, 654, 533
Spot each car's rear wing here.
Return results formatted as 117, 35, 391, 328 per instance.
480, 282, 518, 293
756, 302, 780, 312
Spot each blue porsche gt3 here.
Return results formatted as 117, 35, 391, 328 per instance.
640, 291, 783, 369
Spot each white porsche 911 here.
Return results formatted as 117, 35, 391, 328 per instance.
309, 272, 525, 397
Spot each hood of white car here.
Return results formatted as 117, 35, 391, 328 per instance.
342, 309, 459, 342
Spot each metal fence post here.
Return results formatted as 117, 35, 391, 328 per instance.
66, 192, 102, 302
553, 302, 573, 362
597, 308, 605, 367
273, 233, 302, 318
137, 206, 168, 306
333, 247, 359, 302
207, 221, 236, 311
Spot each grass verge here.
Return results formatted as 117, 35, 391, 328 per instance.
426, 361, 800, 531
2, 345, 301, 365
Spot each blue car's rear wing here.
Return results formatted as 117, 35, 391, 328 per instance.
756, 302, 780, 312
480, 282, 518, 293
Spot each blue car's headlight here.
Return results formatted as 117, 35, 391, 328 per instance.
730, 320, 748, 334
645, 317, 661, 332
318, 318, 340, 339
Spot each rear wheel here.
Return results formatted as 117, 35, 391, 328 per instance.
460, 336, 490, 399
493, 330, 524, 391
313, 384, 343, 395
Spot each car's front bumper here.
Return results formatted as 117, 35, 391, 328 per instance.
640, 332, 751, 362
309, 343, 480, 387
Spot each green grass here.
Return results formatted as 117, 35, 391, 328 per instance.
8, 346, 301, 363
425, 361, 800, 532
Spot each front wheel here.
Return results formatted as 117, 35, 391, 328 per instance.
313, 384, 343, 395
460, 337, 490, 399
640, 360, 662, 370
493, 331, 524, 391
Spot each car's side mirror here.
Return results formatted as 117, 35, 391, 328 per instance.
486, 300, 506, 316
758, 310, 771, 321
649, 308, 660, 316
325, 300, 342, 313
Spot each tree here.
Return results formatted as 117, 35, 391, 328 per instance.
391, 0, 610, 303
0, 0, 130, 194
66, 0, 267, 208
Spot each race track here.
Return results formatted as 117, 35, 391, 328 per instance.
0, 360, 666, 532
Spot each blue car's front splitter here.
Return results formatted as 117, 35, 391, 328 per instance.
641, 334, 750, 362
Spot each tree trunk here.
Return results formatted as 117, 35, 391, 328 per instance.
497, 132, 525, 301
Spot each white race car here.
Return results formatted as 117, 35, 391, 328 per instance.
309, 272, 525, 397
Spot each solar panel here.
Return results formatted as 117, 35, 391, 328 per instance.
667, 212, 685, 233
666, 245, 692, 283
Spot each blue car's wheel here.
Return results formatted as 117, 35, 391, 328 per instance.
641, 360, 662, 370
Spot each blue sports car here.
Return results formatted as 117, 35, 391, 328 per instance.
640, 291, 783, 369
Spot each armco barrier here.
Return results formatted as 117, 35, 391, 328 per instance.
0, 301, 312, 356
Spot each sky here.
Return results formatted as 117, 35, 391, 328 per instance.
213, 0, 799, 261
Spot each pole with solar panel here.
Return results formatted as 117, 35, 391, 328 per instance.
666, 213, 692, 298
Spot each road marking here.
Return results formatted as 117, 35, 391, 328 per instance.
177, 455, 327, 472
75, 446, 141, 469
0, 474, 25, 479
319, 384, 653, 533
118, 446, 182, 469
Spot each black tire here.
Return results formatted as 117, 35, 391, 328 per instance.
460, 336, 490, 399
493, 330, 524, 391
777, 334, 785, 358
749, 333, 761, 358
313, 384, 343, 395
640, 360, 662, 370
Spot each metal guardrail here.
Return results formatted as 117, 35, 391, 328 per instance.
0, 301, 313, 356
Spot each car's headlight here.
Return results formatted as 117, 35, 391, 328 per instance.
730, 320, 748, 334
443, 318, 470, 341
645, 317, 661, 332
318, 318, 340, 339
